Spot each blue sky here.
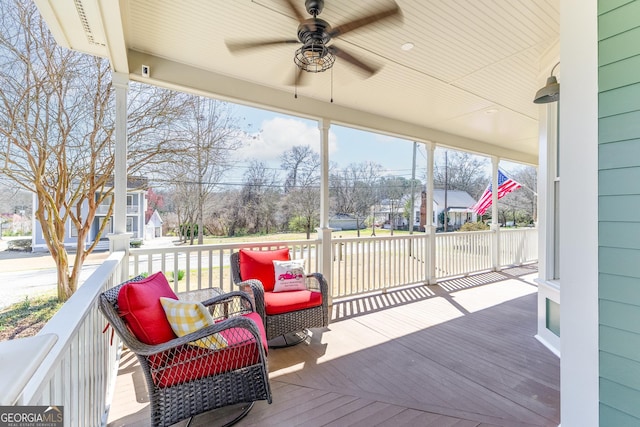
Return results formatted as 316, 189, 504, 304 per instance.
229, 103, 428, 184
227, 102, 525, 187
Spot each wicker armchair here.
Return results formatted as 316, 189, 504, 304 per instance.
230, 249, 330, 346
99, 284, 271, 427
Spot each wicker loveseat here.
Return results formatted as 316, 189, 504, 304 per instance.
230, 248, 330, 346
99, 273, 272, 427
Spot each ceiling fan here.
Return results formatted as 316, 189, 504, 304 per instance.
225, 0, 402, 85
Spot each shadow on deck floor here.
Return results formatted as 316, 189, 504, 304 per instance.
108, 264, 559, 427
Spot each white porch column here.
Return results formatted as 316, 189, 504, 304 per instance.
317, 118, 333, 303
490, 156, 501, 271
425, 142, 437, 284
109, 72, 130, 262
560, 0, 599, 423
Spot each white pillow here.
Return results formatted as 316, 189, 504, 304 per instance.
272, 259, 307, 292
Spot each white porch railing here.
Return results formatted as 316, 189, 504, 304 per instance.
6, 228, 537, 427
331, 234, 428, 297
500, 227, 538, 266
11, 252, 126, 427
435, 230, 493, 279
128, 229, 538, 299
435, 228, 538, 280
130, 239, 321, 295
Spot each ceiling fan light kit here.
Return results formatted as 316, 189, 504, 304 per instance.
294, 41, 336, 72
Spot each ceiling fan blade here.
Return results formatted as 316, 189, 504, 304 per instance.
328, 2, 402, 38
286, 67, 310, 87
226, 39, 300, 53
330, 45, 379, 76
282, 0, 306, 23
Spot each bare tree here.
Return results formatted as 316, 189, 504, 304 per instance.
167, 166, 200, 243
168, 97, 244, 244
330, 161, 383, 236
497, 166, 537, 225
433, 150, 489, 199
221, 189, 248, 237
512, 166, 537, 223
288, 187, 320, 239
0, 0, 188, 301
191, 189, 241, 237
281, 145, 320, 191
240, 161, 281, 234
280, 146, 321, 238
378, 176, 414, 235
0, 181, 32, 236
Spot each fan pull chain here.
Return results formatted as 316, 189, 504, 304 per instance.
330, 67, 334, 103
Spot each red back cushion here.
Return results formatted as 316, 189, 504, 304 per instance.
239, 248, 290, 292
117, 272, 178, 345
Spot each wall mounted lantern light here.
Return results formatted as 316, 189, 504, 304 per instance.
533, 62, 560, 104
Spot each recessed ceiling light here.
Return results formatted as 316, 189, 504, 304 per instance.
401, 42, 414, 51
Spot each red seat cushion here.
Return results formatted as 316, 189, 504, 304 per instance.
225, 312, 268, 353
117, 272, 178, 345
264, 289, 323, 315
239, 248, 290, 292
151, 312, 268, 388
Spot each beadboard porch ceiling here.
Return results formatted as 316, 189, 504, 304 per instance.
34, 0, 560, 165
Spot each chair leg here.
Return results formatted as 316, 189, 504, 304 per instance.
220, 402, 254, 427
186, 402, 255, 427
268, 330, 309, 348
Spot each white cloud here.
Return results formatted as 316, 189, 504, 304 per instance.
236, 117, 337, 162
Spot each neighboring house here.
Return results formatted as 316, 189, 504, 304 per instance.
0, 212, 31, 235
328, 213, 363, 231
377, 198, 408, 230
373, 191, 424, 231
0, 213, 12, 236
31, 180, 148, 252
420, 189, 477, 232
145, 209, 163, 239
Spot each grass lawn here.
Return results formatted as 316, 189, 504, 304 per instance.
201, 228, 409, 244
0, 293, 62, 341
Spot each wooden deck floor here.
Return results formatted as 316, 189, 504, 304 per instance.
107, 264, 560, 427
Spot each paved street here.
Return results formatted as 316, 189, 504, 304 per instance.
0, 237, 175, 309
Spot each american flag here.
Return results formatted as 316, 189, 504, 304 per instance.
471, 170, 521, 215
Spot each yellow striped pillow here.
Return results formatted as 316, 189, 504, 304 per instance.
159, 297, 227, 349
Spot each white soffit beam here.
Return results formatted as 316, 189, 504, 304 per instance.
97, 0, 128, 72
34, 0, 107, 58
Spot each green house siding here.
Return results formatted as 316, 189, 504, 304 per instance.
599, 0, 640, 423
